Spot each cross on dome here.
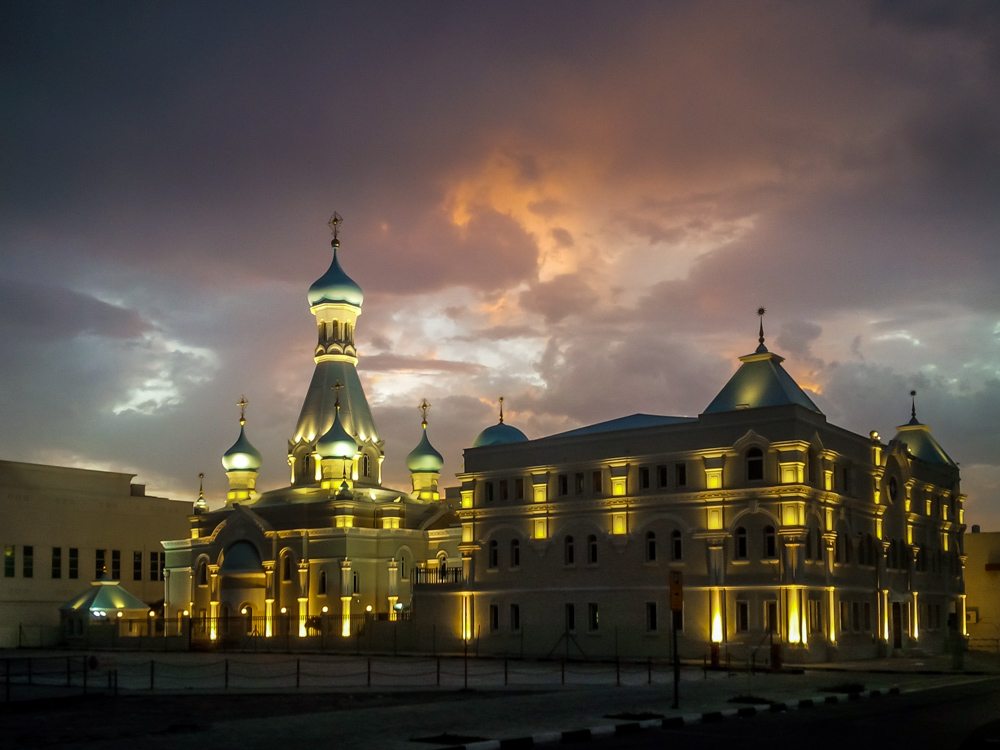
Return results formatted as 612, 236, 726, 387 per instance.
237, 395, 249, 425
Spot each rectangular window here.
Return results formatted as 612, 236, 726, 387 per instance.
4, 545, 14, 578
574, 473, 584, 494
765, 601, 778, 634
510, 604, 521, 632
852, 602, 861, 631
657, 465, 668, 488
484, 482, 494, 502
646, 602, 658, 632
149, 551, 164, 582
736, 600, 749, 632
592, 471, 602, 494
133, 551, 143, 581
489, 604, 499, 631
587, 603, 599, 631
565, 603, 576, 632
96, 549, 107, 579
639, 467, 650, 490
510, 540, 520, 568
499, 479, 509, 501
675, 463, 687, 487
111, 550, 121, 579
840, 601, 849, 632
558, 474, 568, 496
808, 600, 821, 634
23, 546, 33, 578
514, 478, 524, 500
68, 548, 78, 579
51, 547, 61, 579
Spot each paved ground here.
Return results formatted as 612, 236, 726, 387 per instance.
2, 649, 998, 749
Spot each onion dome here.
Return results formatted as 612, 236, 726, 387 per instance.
407, 424, 444, 473
317, 405, 358, 459
308, 242, 364, 308
222, 424, 262, 471
472, 396, 528, 447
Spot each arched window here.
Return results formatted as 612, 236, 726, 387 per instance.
735, 527, 747, 559
331, 320, 340, 341
352, 571, 359, 594
564, 535, 575, 565
888, 477, 899, 503
243, 605, 253, 634
805, 529, 813, 560
197, 560, 208, 586
282, 555, 292, 582
587, 534, 598, 564
646, 532, 657, 562
747, 448, 764, 481
488, 540, 499, 569
671, 530, 683, 561
362, 454, 372, 478
510, 539, 520, 568
763, 526, 776, 558
318, 570, 327, 595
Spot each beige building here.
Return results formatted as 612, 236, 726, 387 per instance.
419, 327, 967, 663
962, 530, 1000, 650
0, 460, 191, 647
163, 221, 461, 645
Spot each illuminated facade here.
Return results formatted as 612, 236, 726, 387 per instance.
0, 460, 190, 647
423, 330, 966, 662
162, 222, 460, 643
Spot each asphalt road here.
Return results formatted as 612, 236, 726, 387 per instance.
584, 676, 1000, 750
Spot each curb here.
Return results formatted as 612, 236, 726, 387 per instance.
444, 687, 901, 750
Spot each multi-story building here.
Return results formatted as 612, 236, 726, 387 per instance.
163, 220, 461, 644
0, 460, 190, 647
421, 327, 966, 663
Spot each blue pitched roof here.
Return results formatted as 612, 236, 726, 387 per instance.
542, 413, 696, 440
703, 351, 821, 415
893, 421, 957, 468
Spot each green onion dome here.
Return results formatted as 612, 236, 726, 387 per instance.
222, 425, 263, 472
308, 243, 364, 308
317, 408, 358, 459
406, 426, 444, 473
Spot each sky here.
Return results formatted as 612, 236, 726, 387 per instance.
3, 1, 1000, 528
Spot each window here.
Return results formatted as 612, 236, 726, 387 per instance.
510, 539, 520, 568
646, 602, 658, 632
198, 560, 208, 586
675, 463, 687, 487
736, 601, 749, 632
52, 547, 62, 579
499, 479, 509, 501
765, 601, 778, 634
839, 601, 849, 632
734, 527, 747, 560
111, 550, 121, 579
565, 603, 576, 632
646, 532, 657, 562
763, 526, 776, 558
808, 600, 821, 633
96, 549, 107, 579
639, 467, 650, 489
23, 546, 33, 578
805, 529, 813, 560
657, 465, 668, 488
587, 534, 598, 564
4, 545, 14, 577
353, 571, 359, 594
510, 604, 521, 631
149, 551, 164, 581
362, 453, 371, 477
489, 604, 500, 631
746, 448, 764, 481
69, 548, 78, 579
852, 602, 861, 631
485, 482, 494, 502
316, 569, 326, 595
133, 551, 143, 581
588, 603, 599, 631
558, 474, 568, 496
282, 555, 292, 581
488, 540, 499, 569
574, 473, 585, 494
671, 530, 682, 561
564, 536, 575, 565
515, 478, 524, 500
592, 471, 602, 494
888, 477, 899, 503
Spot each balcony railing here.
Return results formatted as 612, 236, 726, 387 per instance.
413, 567, 464, 585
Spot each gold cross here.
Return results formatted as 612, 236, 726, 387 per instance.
332, 380, 344, 408
237, 395, 248, 425
499, 396, 504, 424
328, 212, 342, 240
419, 399, 431, 427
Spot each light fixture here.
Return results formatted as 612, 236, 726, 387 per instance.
280, 607, 287, 614
365, 605, 372, 612
116, 611, 123, 618
322, 606, 329, 613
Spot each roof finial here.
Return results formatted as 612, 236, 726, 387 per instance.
328, 212, 342, 249
195, 472, 207, 511
756, 306, 767, 352
498, 396, 504, 424
911, 390, 917, 421
332, 380, 343, 410
419, 398, 430, 429
237, 395, 248, 426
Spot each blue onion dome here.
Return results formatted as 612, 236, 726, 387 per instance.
473, 422, 528, 448
317, 407, 358, 459
407, 425, 444, 473
308, 242, 364, 308
222, 424, 263, 472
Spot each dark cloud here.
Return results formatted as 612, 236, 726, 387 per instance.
518, 274, 598, 324
364, 354, 486, 375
